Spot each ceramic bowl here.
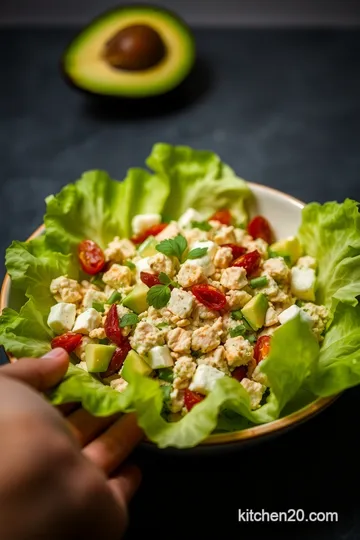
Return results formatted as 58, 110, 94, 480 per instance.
0, 183, 338, 451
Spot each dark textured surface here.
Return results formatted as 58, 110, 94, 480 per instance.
1, 27, 360, 539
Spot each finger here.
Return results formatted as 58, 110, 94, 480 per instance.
108, 464, 142, 506
67, 408, 121, 447
82, 413, 143, 475
57, 402, 80, 416
0, 348, 69, 391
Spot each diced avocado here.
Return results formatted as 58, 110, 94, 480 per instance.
122, 283, 149, 314
146, 345, 174, 369
138, 236, 158, 257
270, 236, 302, 265
85, 344, 116, 373
241, 294, 269, 331
121, 349, 152, 381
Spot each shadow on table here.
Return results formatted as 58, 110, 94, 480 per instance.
80, 57, 212, 122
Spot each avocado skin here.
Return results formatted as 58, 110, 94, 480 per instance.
61, 4, 196, 100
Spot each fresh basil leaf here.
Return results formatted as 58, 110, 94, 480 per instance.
229, 324, 247, 338
187, 247, 208, 260
147, 285, 171, 309
231, 310, 243, 321
159, 272, 172, 285
92, 302, 105, 313
120, 313, 139, 327
108, 291, 122, 304
191, 220, 212, 231
156, 234, 188, 260
158, 368, 174, 383
124, 260, 136, 270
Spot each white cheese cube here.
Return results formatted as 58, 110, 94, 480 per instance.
134, 257, 153, 278
147, 345, 174, 369
190, 240, 218, 258
291, 267, 316, 302
167, 289, 194, 318
189, 364, 225, 395
186, 241, 218, 276
132, 213, 161, 235
178, 208, 204, 229
72, 308, 102, 335
278, 304, 313, 326
47, 302, 76, 335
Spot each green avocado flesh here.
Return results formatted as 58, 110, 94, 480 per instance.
121, 350, 152, 381
138, 236, 158, 257
270, 237, 302, 264
242, 294, 268, 331
85, 344, 116, 373
122, 283, 149, 313
62, 5, 195, 97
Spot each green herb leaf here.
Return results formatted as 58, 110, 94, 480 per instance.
90, 275, 105, 289
159, 272, 172, 285
156, 322, 169, 329
120, 313, 139, 327
156, 234, 188, 260
231, 310, 243, 321
158, 368, 174, 383
229, 324, 247, 338
250, 276, 268, 289
191, 220, 212, 231
187, 247, 208, 260
268, 250, 291, 266
92, 302, 105, 312
147, 285, 171, 309
108, 291, 122, 304
124, 260, 136, 270
247, 334, 257, 344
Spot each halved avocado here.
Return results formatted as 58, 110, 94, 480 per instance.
62, 4, 195, 98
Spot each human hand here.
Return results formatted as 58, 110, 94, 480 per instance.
0, 348, 143, 540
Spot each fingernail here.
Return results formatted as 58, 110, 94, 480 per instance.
42, 348, 66, 360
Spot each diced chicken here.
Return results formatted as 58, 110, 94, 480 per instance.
183, 228, 209, 246
301, 302, 329, 341
224, 336, 254, 368
110, 377, 129, 393
89, 327, 106, 339
132, 213, 161, 235
197, 345, 229, 374
258, 274, 290, 304
226, 290, 252, 310
156, 221, 180, 241
214, 247, 233, 269
129, 321, 164, 356
189, 364, 225, 395
213, 225, 236, 245
166, 327, 191, 354
82, 289, 108, 310
241, 378, 266, 409
264, 304, 279, 327
50, 276, 83, 304
104, 236, 135, 262
191, 299, 219, 323
220, 267, 247, 290
148, 253, 175, 278
102, 264, 133, 288
72, 308, 102, 335
168, 289, 194, 318
242, 238, 269, 259
47, 302, 77, 334
191, 317, 223, 353
252, 362, 270, 387
176, 261, 206, 288
263, 257, 290, 283
173, 356, 197, 389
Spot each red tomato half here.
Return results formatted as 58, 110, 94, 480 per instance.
51, 332, 82, 354
140, 271, 161, 288
221, 243, 247, 259
254, 335, 271, 364
208, 209, 232, 226
104, 304, 124, 347
247, 216, 273, 244
78, 240, 105, 275
232, 365, 248, 382
131, 223, 167, 245
191, 284, 227, 311
232, 250, 261, 276
184, 389, 204, 411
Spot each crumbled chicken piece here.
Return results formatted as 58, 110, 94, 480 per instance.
183, 228, 209, 245
50, 275, 83, 304
104, 236, 136, 262
197, 345, 229, 374
251, 362, 270, 387
220, 267, 248, 290
169, 388, 185, 413
243, 238, 269, 259
258, 274, 291, 304
156, 221, 180, 241
226, 290, 252, 310
258, 325, 280, 338
130, 321, 164, 356
224, 336, 254, 368
301, 302, 329, 341
212, 225, 236, 245
191, 317, 223, 353
89, 327, 106, 340
233, 228, 248, 244
222, 312, 240, 334
81, 280, 100, 291
192, 299, 219, 323
168, 289, 194, 319
263, 257, 290, 283
246, 357, 257, 378
148, 253, 175, 278
110, 377, 129, 393
74, 336, 96, 361
82, 289, 108, 310
241, 378, 266, 409
207, 279, 226, 294
264, 304, 279, 327
214, 247, 233, 268
173, 356, 197, 389
166, 328, 191, 354
177, 261, 207, 288
296, 256, 317, 270
102, 264, 132, 289
104, 284, 116, 298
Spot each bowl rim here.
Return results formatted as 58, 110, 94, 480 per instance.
0, 181, 339, 447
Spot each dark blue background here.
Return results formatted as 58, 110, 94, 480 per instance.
1, 28, 360, 539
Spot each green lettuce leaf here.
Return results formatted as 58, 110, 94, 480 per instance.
146, 143, 253, 223
298, 199, 360, 309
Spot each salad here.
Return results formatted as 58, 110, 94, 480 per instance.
1, 144, 360, 448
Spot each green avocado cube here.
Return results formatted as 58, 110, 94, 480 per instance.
121, 350, 152, 381
270, 236, 302, 265
85, 344, 116, 373
138, 236, 158, 257
122, 283, 149, 314
241, 293, 269, 331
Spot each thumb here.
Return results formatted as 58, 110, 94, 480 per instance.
0, 348, 69, 391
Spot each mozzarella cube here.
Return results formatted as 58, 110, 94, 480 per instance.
147, 345, 174, 369
132, 213, 161, 235
134, 257, 153, 278
178, 208, 204, 229
187, 257, 215, 277
278, 304, 313, 326
189, 364, 225, 395
168, 288, 194, 318
82, 289, 108, 310
191, 240, 218, 258
291, 267, 316, 301
47, 302, 76, 334
72, 308, 102, 335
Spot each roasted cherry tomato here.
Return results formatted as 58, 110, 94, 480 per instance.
221, 243, 247, 259
101, 340, 132, 377
78, 240, 105, 275
51, 332, 82, 354
184, 389, 204, 411
131, 223, 168, 245
191, 284, 227, 311
254, 335, 271, 364
232, 365, 248, 382
232, 250, 261, 276
247, 216, 273, 244
104, 304, 124, 347
140, 271, 161, 288
208, 209, 232, 226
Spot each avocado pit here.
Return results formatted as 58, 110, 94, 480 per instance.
102, 24, 166, 71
